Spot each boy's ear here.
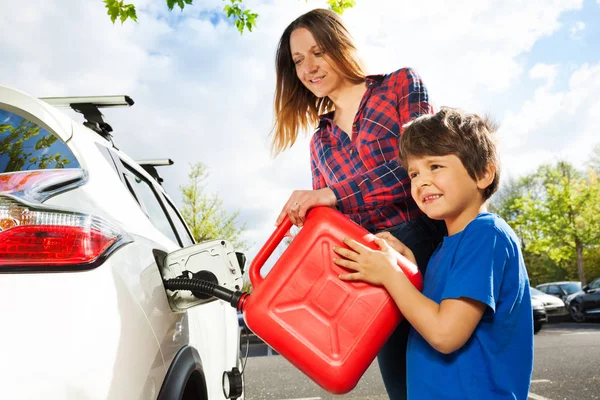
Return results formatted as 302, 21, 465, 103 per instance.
476, 164, 496, 191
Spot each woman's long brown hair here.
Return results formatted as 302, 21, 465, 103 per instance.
271, 8, 366, 156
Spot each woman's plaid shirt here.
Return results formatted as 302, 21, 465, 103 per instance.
310, 67, 434, 233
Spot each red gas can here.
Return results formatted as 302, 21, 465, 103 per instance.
242, 206, 423, 394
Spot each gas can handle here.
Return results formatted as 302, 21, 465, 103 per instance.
249, 216, 293, 287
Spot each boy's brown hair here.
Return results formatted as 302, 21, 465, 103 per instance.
399, 107, 500, 200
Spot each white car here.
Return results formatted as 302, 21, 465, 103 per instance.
530, 287, 568, 319
0, 85, 245, 399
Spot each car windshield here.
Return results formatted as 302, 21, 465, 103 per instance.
561, 283, 581, 294
530, 288, 544, 296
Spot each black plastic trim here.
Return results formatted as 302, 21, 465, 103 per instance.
158, 345, 208, 400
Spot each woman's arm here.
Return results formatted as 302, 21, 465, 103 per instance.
274, 140, 336, 227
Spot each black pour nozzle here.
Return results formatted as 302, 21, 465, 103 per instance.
163, 277, 248, 311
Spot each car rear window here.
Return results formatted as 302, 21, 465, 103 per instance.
0, 108, 80, 173
562, 283, 581, 294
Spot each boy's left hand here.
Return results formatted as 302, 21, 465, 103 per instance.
333, 237, 401, 286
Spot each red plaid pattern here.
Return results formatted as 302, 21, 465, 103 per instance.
310, 67, 434, 233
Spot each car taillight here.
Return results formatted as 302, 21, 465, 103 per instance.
0, 171, 130, 271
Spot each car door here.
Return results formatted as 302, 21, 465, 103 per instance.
547, 285, 566, 301
582, 279, 600, 312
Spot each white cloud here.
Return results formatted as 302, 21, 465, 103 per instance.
343, 0, 582, 107
529, 63, 559, 85
499, 62, 600, 180
0, 0, 591, 262
570, 21, 585, 39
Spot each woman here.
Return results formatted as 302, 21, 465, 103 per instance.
271, 8, 446, 400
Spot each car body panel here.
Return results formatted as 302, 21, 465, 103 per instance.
532, 297, 547, 334
567, 278, 600, 321
0, 249, 164, 399
0, 85, 73, 142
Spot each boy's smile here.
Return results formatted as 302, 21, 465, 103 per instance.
407, 154, 494, 235
422, 193, 442, 204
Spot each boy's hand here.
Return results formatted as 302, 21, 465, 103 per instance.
375, 232, 417, 266
333, 237, 401, 286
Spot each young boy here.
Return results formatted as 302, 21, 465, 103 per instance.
333, 107, 534, 399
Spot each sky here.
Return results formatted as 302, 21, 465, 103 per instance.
1, 0, 599, 268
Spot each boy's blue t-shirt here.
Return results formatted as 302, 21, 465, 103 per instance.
406, 213, 534, 400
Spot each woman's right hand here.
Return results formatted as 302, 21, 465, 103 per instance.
276, 188, 337, 227
374, 231, 417, 266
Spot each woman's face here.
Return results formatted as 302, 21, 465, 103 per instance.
289, 27, 344, 99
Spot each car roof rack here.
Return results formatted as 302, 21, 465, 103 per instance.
40, 95, 134, 143
136, 159, 174, 185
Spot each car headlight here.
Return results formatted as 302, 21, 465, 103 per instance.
532, 303, 545, 311
531, 298, 545, 310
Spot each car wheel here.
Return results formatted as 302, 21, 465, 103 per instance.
534, 322, 542, 334
569, 303, 586, 323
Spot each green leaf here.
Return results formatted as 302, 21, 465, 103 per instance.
235, 19, 243, 34
327, 0, 356, 14
126, 5, 138, 22
104, 0, 138, 24
167, 0, 192, 11
104, 0, 120, 24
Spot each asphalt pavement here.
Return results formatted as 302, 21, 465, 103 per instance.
241, 321, 600, 400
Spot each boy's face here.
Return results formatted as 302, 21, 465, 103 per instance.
407, 154, 493, 235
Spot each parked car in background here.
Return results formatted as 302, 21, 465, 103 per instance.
536, 281, 582, 302
0, 85, 244, 399
530, 288, 569, 319
532, 297, 547, 334
565, 277, 600, 323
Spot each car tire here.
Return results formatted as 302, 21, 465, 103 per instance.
534, 322, 542, 334
569, 303, 586, 323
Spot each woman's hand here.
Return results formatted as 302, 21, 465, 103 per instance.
374, 231, 417, 266
333, 237, 402, 286
276, 188, 337, 227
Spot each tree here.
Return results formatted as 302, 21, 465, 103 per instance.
0, 121, 71, 171
490, 152, 600, 285
586, 144, 600, 175
489, 176, 562, 284
180, 161, 249, 251
510, 161, 600, 286
104, 0, 356, 33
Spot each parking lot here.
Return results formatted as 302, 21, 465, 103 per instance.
241, 321, 600, 400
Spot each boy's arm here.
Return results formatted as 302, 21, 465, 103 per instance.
334, 237, 486, 355
383, 270, 485, 354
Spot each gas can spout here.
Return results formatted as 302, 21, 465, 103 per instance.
163, 277, 250, 311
